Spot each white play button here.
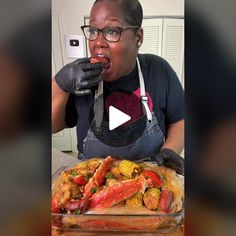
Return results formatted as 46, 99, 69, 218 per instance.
109, 106, 131, 130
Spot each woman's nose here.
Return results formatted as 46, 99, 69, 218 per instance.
94, 31, 109, 48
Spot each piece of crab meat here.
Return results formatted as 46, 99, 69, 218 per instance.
94, 156, 114, 186
89, 175, 147, 209
90, 56, 110, 69
83, 156, 114, 199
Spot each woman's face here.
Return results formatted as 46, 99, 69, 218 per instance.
89, 0, 143, 81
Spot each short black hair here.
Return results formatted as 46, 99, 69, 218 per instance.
93, 0, 143, 27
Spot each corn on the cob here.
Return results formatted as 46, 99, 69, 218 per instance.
143, 188, 161, 210
125, 192, 143, 206
119, 160, 142, 178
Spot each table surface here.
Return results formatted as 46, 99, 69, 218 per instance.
52, 226, 184, 236
52, 149, 184, 236
52, 148, 78, 175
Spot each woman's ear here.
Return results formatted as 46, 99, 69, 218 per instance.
136, 27, 143, 47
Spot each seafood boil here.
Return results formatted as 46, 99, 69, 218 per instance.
52, 156, 184, 215
90, 56, 110, 69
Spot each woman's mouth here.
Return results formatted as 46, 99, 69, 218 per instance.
90, 54, 111, 70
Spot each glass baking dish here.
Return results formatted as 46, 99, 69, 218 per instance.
52, 161, 184, 233
52, 210, 183, 233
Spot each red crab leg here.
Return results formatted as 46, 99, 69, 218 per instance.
65, 156, 114, 213
89, 175, 147, 209
83, 179, 97, 199
94, 156, 114, 186
84, 156, 114, 198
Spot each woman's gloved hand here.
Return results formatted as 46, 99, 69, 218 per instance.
155, 149, 184, 175
55, 58, 103, 96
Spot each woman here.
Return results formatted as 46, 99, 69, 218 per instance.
52, 0, 184, 174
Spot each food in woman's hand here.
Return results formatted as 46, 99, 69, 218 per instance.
90, 56, 108, 64
90, 56, 110, 69
52, 157, 183, 215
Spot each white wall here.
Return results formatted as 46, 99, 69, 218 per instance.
139, 0, 184, 16
52, 0, 184, 64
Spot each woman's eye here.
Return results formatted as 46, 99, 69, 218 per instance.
106, 28, 119, 35
88, 28, 97, 35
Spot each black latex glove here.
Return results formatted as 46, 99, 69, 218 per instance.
155, 148, 184, 175
55, 57, 103, 96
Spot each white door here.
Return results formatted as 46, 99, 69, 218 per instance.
162, 18, 184, 85
139, 18, 163, 56
140, 18, 184, 86
52, 14, 72, 151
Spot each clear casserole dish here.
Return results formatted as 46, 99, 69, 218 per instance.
52, 157, 184, 233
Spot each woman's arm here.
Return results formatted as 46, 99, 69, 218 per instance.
161, 119, 184, 155
52, 78, 70, 133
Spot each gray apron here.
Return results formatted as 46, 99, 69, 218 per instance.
81, 58, 165, 161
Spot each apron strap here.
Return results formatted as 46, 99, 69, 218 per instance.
94, 58, 152, 128
136, 57, 152, 123
94, 81, 104, 128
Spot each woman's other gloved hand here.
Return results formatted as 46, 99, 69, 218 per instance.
155, 149, 184, 175
55, 57, 103, 96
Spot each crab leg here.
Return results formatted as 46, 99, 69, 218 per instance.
65, 156, 114, 213
89, 175, 147, 209
94, 156, 114, 186
84, 156, 114, 198
83, 179, 97, 199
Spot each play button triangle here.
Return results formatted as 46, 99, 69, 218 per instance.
109, 106, 131, 130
